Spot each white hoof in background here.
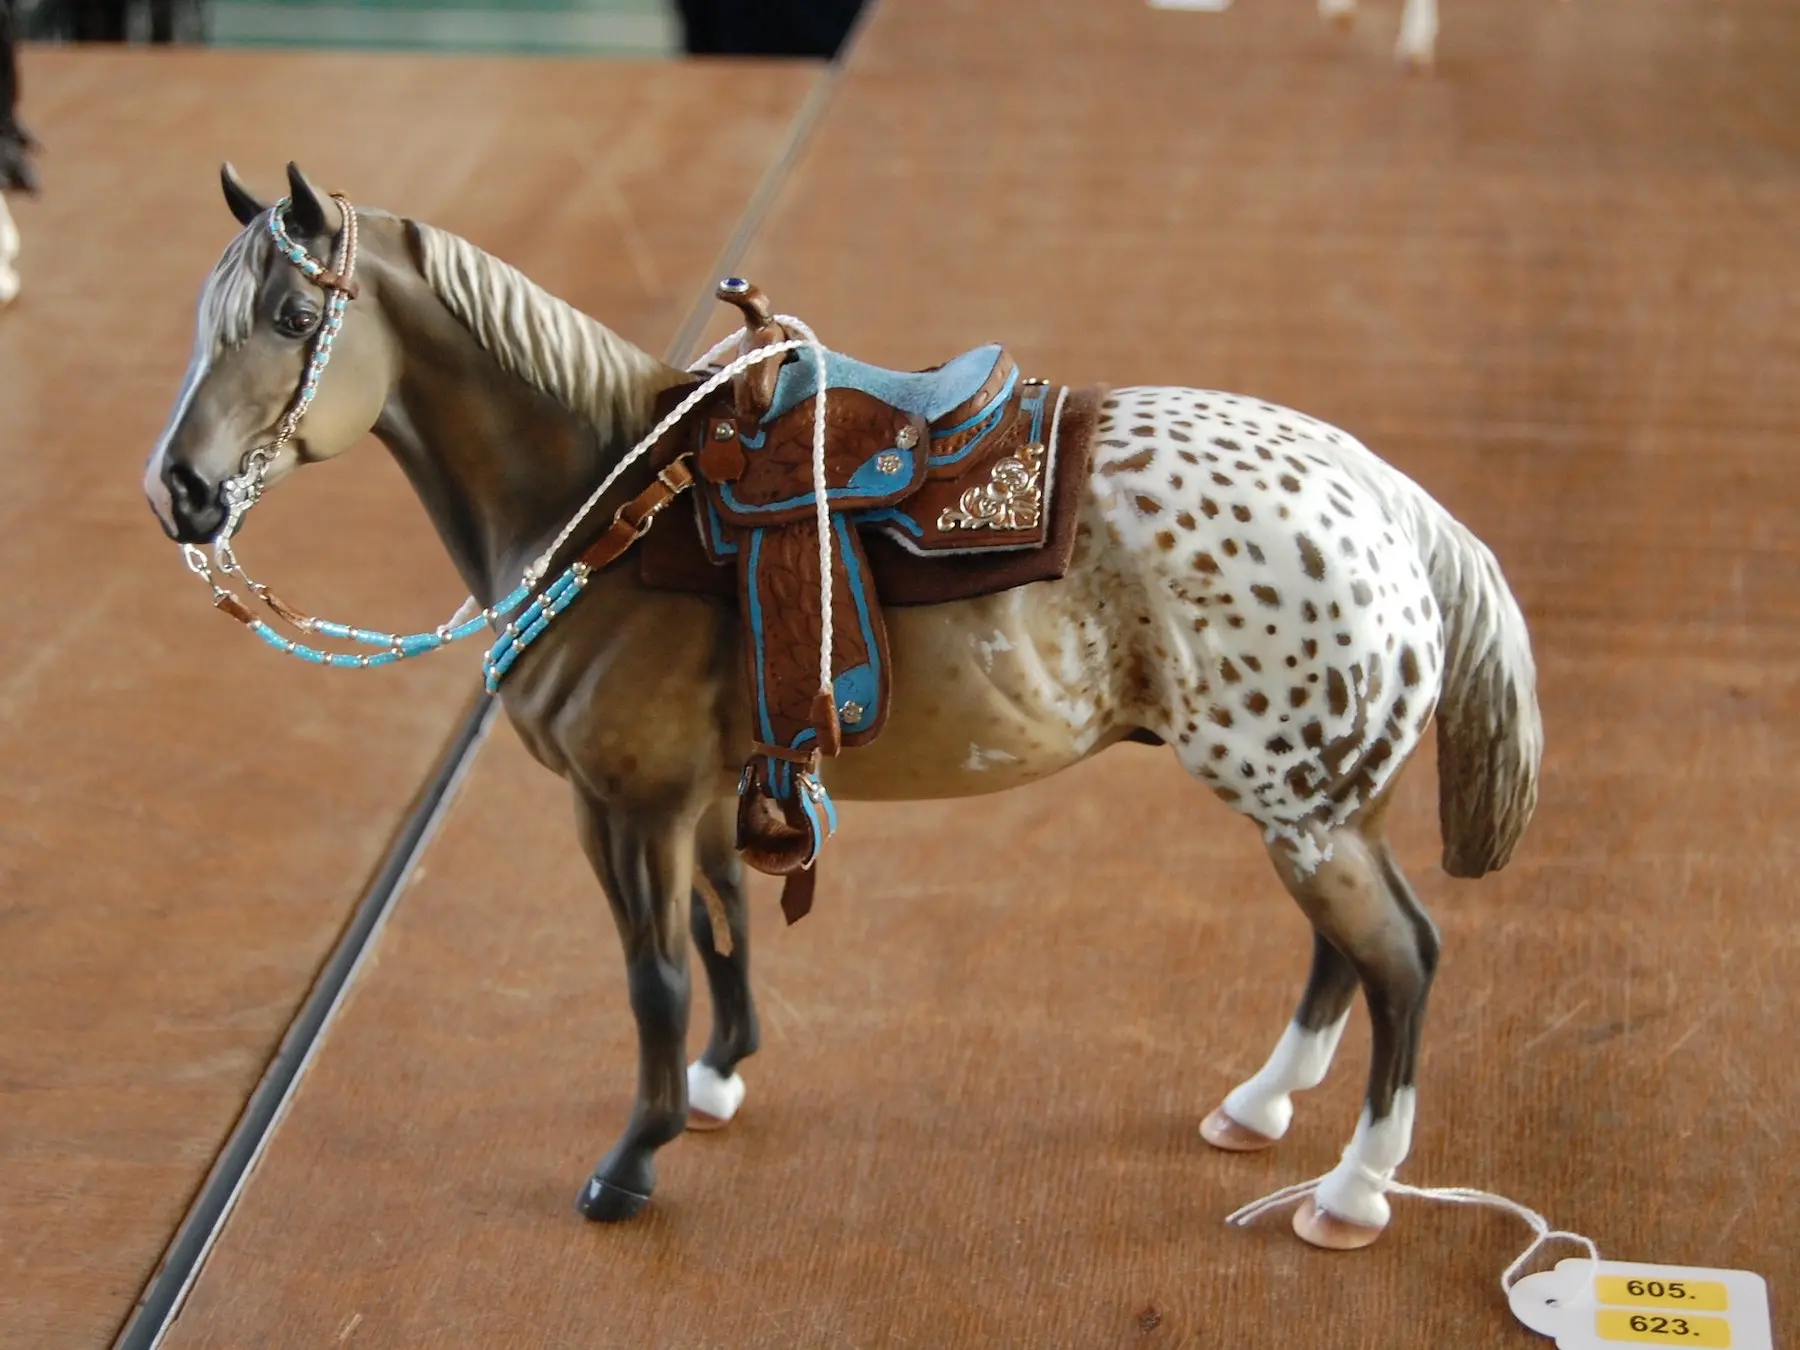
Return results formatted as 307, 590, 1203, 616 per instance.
0, 264, 18, 306
686, 1060, 746, 1131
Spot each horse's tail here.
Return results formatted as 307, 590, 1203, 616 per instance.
1421, 519, 1543, 878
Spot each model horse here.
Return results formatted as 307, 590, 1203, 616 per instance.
142, 164, 1541, 1252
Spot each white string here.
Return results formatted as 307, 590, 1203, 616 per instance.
1226, 1163, 1601, 1297
769, 314, 837, 712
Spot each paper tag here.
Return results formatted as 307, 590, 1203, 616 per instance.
1511, 1259, 1773, 1350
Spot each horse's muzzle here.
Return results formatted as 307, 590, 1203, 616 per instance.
161, 459, 227, 543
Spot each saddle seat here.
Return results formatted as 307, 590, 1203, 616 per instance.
638, 279, 1106, 922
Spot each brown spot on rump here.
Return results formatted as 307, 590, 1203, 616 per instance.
1246, 542, 1265, 563
1328, 601, 1342, 619
1420, 596, 1434, 618
1132, 425, 1158, 437
1100, 438, 1130, 449
1170, 429, 1192, 443
1301, 637, 1319, 658
1211, 472, 1234, 487
1213, 436, 1242, 451
1155, 530, 1177, 551
1134, 494, 1164, 516
1240, 761, 1257, 779
1192, 551, 1220, 574
1170, 474, 1185, 489
1223, 539, 1240, 557
1300, 600, 1319, 623
1351, 579, 1374, 607
1210, 742, 1229, 759
1301, 719, 1325, 749
1256, 446, 1276, 462
1244, 691, 1271, 715
1280, 474, 1303, 493
1339, 536, 1357, 557
1366, 547, 1382, 574
1277, 504, 1291, 520
1214, 786, 1243, 804
1176, 511, 1197, 530
1285, 763, 1318, 797
1326, 668, 1350, 716
1244, 655, 1263, 672
1227, 615, 1246, 628
1220, 657, 1243, 683
1296, 533, 1327, 580
1209, 706, 1235, 728
1266, 733, 1295, 755
1399, 645, 1422, 687
1289, 685, 1310, 708
1231, 504, 1252, 523
1178, 449, 1200, 465
1200, 497, 1221, 518
1100, 448, 1156, 475
1250, 584, 1281, 608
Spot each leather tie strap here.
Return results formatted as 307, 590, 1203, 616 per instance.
576, 455, 697, 574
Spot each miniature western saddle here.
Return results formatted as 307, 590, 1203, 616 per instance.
637, 279, 1105, 921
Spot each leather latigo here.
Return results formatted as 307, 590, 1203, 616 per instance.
737, 519, 889, 751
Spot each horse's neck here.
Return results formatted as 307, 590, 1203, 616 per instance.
373, 295, 634, 608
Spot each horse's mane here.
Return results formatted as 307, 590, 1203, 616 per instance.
196, 210, 675, 446
410, 220, 675, 446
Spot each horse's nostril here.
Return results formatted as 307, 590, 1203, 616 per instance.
165, 460, 214, 510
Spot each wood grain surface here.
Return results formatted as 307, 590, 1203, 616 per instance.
0, 48, 815, 1350
139, 0, 1800, 1344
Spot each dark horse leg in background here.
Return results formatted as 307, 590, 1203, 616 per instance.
570, 788, 697, 1221
686, 797, 760, 1129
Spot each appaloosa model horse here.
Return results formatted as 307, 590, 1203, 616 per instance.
0, 0, 41, 306
143, 164, 1542, 1252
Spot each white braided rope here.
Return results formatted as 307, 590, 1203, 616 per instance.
774, 315, 836, 706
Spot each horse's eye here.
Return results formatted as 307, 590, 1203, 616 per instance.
274, 304, 319, 339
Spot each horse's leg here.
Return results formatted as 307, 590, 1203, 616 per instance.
0, 194, 18, 306
1201, 929, 1358, 1150
1395, 0, 1438, 68
685, 796, 759, 1132
1265, 811, 1440, 1251
570, 788, 697, 1223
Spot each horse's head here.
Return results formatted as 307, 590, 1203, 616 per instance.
144, 162, 399, 542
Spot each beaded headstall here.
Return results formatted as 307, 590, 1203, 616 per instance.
179, 234, 842, 705
181, 195, 536, 667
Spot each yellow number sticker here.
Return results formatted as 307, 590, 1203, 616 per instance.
1596, 1309, 1732, 1347
1596, 1277, 1731, 1313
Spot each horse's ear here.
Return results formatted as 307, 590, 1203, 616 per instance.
220, 162, 267, 227
283, 162, 340, 239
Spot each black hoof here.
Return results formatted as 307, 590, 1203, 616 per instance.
576, 1174, 651, 1223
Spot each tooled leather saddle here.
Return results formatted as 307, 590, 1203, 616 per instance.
637, 279, 1106, 922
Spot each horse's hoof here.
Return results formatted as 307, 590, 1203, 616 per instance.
576, 1175, 651, 1224
1292, 1195, 1386, 1250
1200, 1107, 1280, 1152
1397, 44, 1436, 71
